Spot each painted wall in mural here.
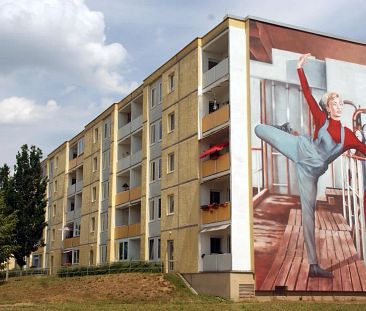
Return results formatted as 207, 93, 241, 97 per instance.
250, 20, 366, 292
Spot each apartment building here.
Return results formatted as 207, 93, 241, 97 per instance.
32, 15, 366, 300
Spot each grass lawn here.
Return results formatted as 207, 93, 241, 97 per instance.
0, 273, 365, 310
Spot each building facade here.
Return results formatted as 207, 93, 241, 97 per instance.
31, 15, 366, 300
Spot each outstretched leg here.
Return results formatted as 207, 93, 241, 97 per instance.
255, 124, 299, 162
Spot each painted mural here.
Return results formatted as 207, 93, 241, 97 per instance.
250, 20, 366, 292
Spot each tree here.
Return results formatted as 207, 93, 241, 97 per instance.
0, 193, 17, 267
3, 145, 47, 268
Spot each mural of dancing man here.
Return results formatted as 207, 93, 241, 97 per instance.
255, 53, 366, 278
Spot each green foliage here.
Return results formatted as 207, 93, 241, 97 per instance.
57, 261, 163, 277
0, 193, 18, 266
0, 144, 47, 268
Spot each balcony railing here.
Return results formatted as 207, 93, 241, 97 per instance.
118, 123, 131, 140
115, 186, 141, 206
202, 253, 232, 271
63, 236, 80, 249
75, 180, 83, 193
117, 155, 131, 172
202, 57, 229, 89
201, 202, 231, 224
131, 115, 143, 132
67, 184, 76, 196
114, 223, 141, 239
69, 154, 84, 171
201, 152, 230, 178
131, 150, 142, 166
202, 104, 229, 134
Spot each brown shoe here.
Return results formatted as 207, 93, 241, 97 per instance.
309, 264, 333, 278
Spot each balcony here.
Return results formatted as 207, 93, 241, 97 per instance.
117, 156, 131, 172
201, 202, 230, 224
69, 154, 84, 171
67, 184, 76, 196
202, 253, 232, 271
114, 223, 141, 239
118, 123, 131, 140
115, 186, 141, 206
75, 180, 83, 193
202, 104, 229, 134
131, 115, 143, 132
131, 150, 142, 166
201, 152, 230, 178
63, 236, 80, 249
202, 57, 229, 89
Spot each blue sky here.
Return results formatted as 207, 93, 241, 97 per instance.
1, 0, 366, 167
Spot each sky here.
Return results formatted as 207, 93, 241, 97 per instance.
1, 0, 366, 168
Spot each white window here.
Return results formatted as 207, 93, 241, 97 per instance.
158, 119, 162, 141
159, 82, 162, 104
93, 156, 98, 172
158, 158, 162, 180
92, 186, 97, 202
77, 138, 84, 155
52, 204, 56, 218
149, 238, 155, 260
168, 73, 175, 93
102, 150, 110, 170
151, 87, 156, 108
100, 245, 107, 263
168, 194, 174, 215
167, 152, 175, 173
119, 241, 128, 261
94, 128, 99, 144
101, 213, 108, 232
54, 180, 58, 192
104, 122, 110, 139
168, 112, 175, 133
102, 182, 108, 201
74, 221, 81, 237
150, 161, 156, 182
73, 249, 80, 264
150, 123, 156, 145
149, 199, 155, 222
90, 217, 95, 233
158, 197, 161, 219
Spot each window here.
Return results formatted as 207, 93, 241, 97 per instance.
168, 194, 174, 215
208, 58, 219, 70
92, 186, 97, 202
167, 152, 175, 173
149, 200, 155, 222
49, 160, 54, 177
104, 122, 110, 139
167, 240, 174, 271
77, 138, 84, 155
89, 250, 94, 266
159, 82, 162, 104
150, 161, 156, 182
158, 158, 162, 179
210, 237, 221, 254
73, 249, 80, 264
168, 112, 175, 132
102, 150, 109, 169
151, 87, 156, 108
74, 221, 81, 237
158, 198, 161, 219
101, 213, 108, 232
150, 123, 156, 145
93, 157, 98, 172
158, 119, 162, 141
168, 73, 175, 92
55, 156, 59, 169
210, 191, 220, 204
54, 180, 58, 192
70, 201, 75, 212
102, 182, 108, 201
51, 229, 55, 242
100, 245, 107, 263
149, 239, 155, 260
119, 241, 128, 261
157, 238, 161, 260
52, 204, 56, 218
90, 217, 95, 233
93, 128, 99, 144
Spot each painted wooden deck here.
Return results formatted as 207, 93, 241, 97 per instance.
259, 208, 366, 292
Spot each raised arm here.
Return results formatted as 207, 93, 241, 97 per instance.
297, 54, 326, 127
344, 128, 366, 156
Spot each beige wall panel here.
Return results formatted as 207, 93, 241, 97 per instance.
178, 49, 198, 99
178, 180, 200, 227
80, 215, 90, 245
178, 92, 198, 141
162, 64, 179, 109
54, 148, 66, 177
83, 156, 92, 186
139, 233, 146, 260
178, 137, 199, 184
49, 251, 62, 272
83, 129, 93, 158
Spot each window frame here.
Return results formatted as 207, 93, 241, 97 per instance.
150, 123, 156, 145
168, 73, 175, 93
168, 112, 175, 133
167, 194, 174, 215
167, 152, 175, 173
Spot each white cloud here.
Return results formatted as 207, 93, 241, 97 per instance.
0, 0, 134, 94
0, 97, 60, 124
